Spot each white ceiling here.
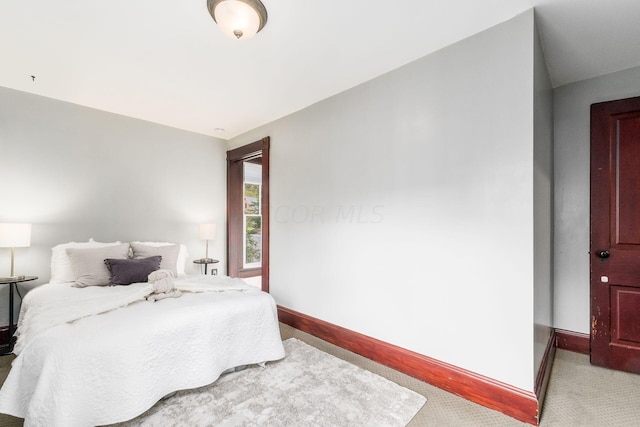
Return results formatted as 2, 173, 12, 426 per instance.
2, 0, 640, 140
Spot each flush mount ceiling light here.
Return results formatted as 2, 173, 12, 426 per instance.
207, 0, 268, 40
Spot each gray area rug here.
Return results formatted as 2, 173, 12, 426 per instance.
116, 338, 426, 426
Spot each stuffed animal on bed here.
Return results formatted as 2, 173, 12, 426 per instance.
146, 269, 182, 302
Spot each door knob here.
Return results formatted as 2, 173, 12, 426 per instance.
597, 250, 610, 259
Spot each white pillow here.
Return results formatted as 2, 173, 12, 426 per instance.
130, 242, 189, 275
50, 239, 123, 284
66, 243, 131, 287
130, 243, 179, 277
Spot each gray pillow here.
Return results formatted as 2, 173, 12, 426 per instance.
66, 243, 130, 287
104, 256, 162, 286
130, 242, 179, 276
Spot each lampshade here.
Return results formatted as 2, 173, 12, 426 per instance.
207, 0, 268, 40
199, 224, 217, 241
0, 223, 31, 278
0, 223, 31, 248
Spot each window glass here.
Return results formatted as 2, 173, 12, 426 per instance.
243, 162, 262, 268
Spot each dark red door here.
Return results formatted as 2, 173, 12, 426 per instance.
591, 96, 640, 373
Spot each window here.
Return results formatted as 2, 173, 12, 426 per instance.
226, 137, 270, 292
243, 162, 262, 268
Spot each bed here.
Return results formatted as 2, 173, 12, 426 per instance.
0, 240, 285, 427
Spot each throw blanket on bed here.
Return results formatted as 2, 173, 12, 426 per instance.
14, 282, 153, 355
146, 269, 182, 302
14, 276, 256, 355
174, 275, 255, 292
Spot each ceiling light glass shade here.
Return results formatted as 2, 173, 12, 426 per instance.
207, 0, 268, 40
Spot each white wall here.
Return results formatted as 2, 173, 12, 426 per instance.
554, 66, 640, 334
230, 11, 540, 391
533, 20, 554, 378
0, 86, 227, 320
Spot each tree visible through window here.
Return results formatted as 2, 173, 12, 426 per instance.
243, 164, 262, 268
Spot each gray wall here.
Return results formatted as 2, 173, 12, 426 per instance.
554, 66, 640, 333
230, 10, 544, 392
0, 87, 227, 321
533, 20, 554, 379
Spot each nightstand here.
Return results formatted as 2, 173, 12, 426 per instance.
0, 275, 36, 355
193, 259, 219, 275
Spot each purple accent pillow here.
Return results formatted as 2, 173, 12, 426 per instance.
104, 256, 162, 286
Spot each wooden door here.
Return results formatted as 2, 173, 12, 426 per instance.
591, 96, 640, 373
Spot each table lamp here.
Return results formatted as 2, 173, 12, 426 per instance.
198, 223, 216, 262
0, 223, 32, 279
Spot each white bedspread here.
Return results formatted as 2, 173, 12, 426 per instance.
0, 277, 285, 427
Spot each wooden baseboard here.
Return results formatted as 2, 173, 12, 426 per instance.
535, 329, 556, 412
555, 329, 590, 354
278, 306, 540, 425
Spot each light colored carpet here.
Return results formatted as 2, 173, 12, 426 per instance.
536, 349, 640, 426
279, 324, 640, 426
115, 338, 426, 426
